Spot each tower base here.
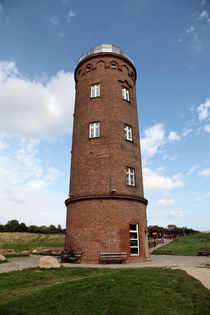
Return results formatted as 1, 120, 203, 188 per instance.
65, 195, 149, 263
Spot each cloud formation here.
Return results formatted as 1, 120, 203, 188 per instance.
0, 61, 75, 138
198, 168, 210, 176
0, 138, 65, 226
197, 99, 210, 121
199, 10, 208, 20
157, 199, 175, 206
204, 124, 210, 133
141, 123, 165, 157
143, 168, 184, 192
48, 17, 60, 25
66, 9, 76, 22
168, 131, 180, 141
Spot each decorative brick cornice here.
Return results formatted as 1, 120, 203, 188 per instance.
74, 52, 137, 81
65, 194, 148, 206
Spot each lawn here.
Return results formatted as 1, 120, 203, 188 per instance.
0, 232, 65, 253
0, 267, 209, 314
154, 233, 210, 256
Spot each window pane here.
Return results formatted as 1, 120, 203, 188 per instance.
130, 224, 137, 231
130, 232, 138, 239
130, 240, 138, 246
130, 248, 138, 254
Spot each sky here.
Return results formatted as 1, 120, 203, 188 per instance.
0, 0, 210, 231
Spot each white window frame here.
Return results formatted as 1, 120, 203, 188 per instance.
124, 125, 133, 141
130, 223, 139, 256
126, 167, 135, 186
89, 122, 100, 138
91, 84, 100, 98
122, 87, 129, 101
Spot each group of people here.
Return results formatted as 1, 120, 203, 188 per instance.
148, 232, 177, 248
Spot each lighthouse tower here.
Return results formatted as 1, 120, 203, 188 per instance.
65, 44, 149, 263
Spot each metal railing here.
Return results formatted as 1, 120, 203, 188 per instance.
76, 44, 135, 66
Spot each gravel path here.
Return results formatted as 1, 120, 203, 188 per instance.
1, 254, 209, 289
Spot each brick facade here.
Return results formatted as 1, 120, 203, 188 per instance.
65, 45, 149, 263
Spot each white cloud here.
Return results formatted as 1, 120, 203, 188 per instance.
157, 199, 175, 206
168, 131, 180, 141
141, 123, 165, 157
16, 139, 42, 177
182, 128, 193, 137
197, 99, 210, 121
199, 10, 208, 19
46, 167, 62, 181
169, 209, 185, 218
26, 179, 48, 190
48, 17, 60, 25
66, 9, 76, 22
186, 26, 195, 33
198, 168, 210, 176
0, 3, 3, 13
143, 167, 184, 192
204, 124, 210, 133
57, 31, 65, 37
0, 60, 75, 138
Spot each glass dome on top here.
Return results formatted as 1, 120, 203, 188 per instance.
76, 43, 135, 66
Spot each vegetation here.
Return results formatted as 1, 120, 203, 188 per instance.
0, 220, 65, 234
0, 267, 209, 314
154, 233, 210, 256
0, 232, 65, 253
148, 224, 199, 237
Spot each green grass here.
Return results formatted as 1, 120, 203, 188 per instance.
0, 232, 65, 253
0, 267, 209, 314
154, 233, 210, 256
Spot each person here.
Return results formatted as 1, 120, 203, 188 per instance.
152, 238, 156, 247
61, 250, 68, 263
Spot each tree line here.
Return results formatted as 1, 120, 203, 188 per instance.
0, 220, 65, 234
148, 224, 199, 237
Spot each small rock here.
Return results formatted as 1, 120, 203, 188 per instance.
0, 254, 6, 262
39, 256, 60, 269
21, 251, 30, 256
32, 249, 38, 254
41, 249, 52, 255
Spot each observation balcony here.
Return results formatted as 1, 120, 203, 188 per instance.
76, 43, 135, 67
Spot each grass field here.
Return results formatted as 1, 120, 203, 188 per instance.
0, 232, 65, 253
154, 233, 210, 256
0, 267, 209, 314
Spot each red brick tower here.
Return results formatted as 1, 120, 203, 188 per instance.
65, 44, 149, 263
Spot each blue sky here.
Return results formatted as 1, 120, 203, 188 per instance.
0, 0, 210, 230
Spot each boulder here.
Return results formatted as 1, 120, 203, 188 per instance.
21, 250, 30, 256
39, 256, 60, 269
0, 254, 6, 262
